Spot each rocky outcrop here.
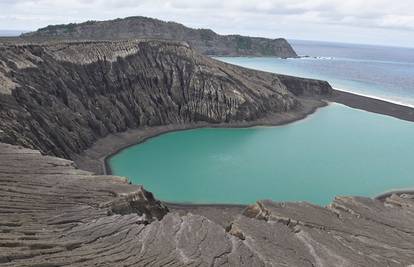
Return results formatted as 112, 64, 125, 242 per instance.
0, 39, 330, 160
2, 142, 414, 266
278, 74, 333, 96
22, 16, 298, 58
0, 145, 257, 267
4, 38, 410, 266
239, 197, 414, 266
1, 37, 414, 266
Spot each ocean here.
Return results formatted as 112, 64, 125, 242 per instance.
218, 40, 414, 107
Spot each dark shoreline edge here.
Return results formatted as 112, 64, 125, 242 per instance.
73, 97, 326, 176
330, 89, 414, 123
312, 90, 414, 200
74, 97, 327, 209
77, 91, 414, 208
375, 189, 414, 201
102, 99, 326, 177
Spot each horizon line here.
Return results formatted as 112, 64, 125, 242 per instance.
0, 28, 413, 49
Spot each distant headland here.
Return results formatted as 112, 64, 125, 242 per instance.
1, 16, 414, 266
21, 16, 298, 58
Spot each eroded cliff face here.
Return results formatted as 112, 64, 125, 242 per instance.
1, 40, 413, 266
0, 40, 330, 159
22, 16, 298, 58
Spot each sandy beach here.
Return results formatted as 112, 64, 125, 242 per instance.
330, 89, 414, 123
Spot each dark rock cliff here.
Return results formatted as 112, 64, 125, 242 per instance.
0, 40, 330, 159
22, 16, 298, 58
1, 39, 414, 267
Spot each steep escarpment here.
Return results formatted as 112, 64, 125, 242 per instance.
22, 16, 298, 58
278, 74, 333, 96
0, 39, 330, 160
2, 142, 414, 266
1, 39, 414, 266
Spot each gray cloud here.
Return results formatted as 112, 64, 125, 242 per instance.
0, 0, 413, 47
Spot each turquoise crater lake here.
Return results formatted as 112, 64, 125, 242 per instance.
109, 104, 414, 206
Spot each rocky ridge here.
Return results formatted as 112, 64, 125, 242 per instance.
0, 39, 330, 160
1, 39, 413, 266
21, 16, 298, 58
1, 142, 414, 266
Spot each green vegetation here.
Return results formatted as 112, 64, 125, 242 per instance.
39, 20, 96, 34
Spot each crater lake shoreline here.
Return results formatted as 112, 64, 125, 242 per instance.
74, 89, 414, 207
75, 97, 328, 175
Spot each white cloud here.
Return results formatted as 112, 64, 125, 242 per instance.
0, 0, 413, 47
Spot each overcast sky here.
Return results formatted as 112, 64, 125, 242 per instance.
1, 0, 414, 47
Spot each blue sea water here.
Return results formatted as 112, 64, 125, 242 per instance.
217, 40, 414, 107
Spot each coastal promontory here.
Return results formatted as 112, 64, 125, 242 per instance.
21, 16, 298, 58
1, 38, 414, 266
